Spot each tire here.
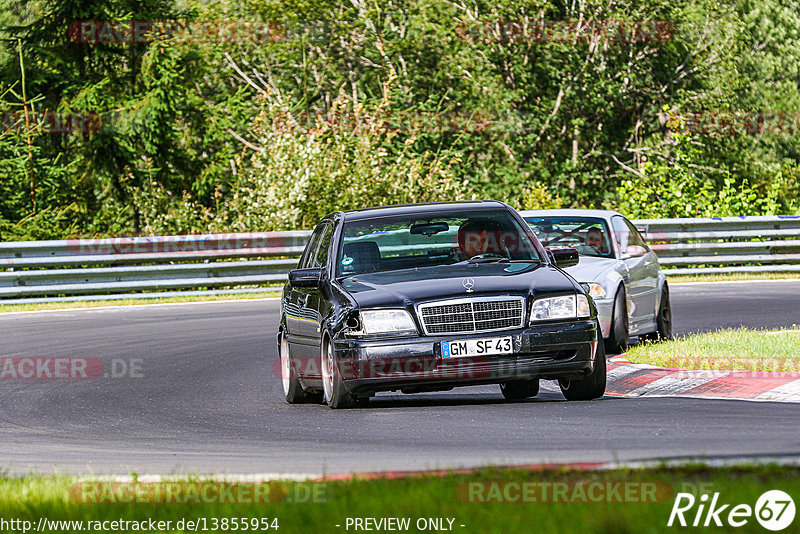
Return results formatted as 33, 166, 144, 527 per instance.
604, 287, 629, 354
642, 285, 672, 342
321, 338, 356, 409
279, 331, 321, 404
559, 333, 606, 401
500, 379, 540, 401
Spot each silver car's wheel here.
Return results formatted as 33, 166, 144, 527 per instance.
605, 287, 629, 354
642, 284, 673, 342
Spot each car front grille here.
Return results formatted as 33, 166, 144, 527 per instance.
417, 297, 525, 335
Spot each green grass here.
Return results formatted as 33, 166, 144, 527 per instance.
0, 291, 281, 313
667, 272, 800, 283
627, 328, 800, 372
1, 465, 798, 533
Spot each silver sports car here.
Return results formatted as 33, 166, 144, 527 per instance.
519, 209, 671, 353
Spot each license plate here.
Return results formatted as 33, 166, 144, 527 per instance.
441, 337, 513, 358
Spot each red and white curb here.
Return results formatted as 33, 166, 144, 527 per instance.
606, 356, 800, 403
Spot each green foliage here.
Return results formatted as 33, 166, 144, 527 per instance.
613, 132, 783, 218
224, 89, 471, 231
519, 182, 562, 211
1, 0, 800, 238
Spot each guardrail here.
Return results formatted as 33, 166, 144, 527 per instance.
0, 232, 311, 304
1, 215, 798, 303
636, 215, 800, 275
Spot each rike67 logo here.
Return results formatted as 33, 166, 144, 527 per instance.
668, 490, 795, 531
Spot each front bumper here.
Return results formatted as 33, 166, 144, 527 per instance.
332, 319, 598, 396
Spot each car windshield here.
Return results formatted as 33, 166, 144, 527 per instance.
524, 216, 614, 259
338, 209, 543, 276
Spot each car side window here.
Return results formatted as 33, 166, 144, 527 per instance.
311, 222, 334, 269
299, 224, 325, 269
624, 218, 650, 251
611, 216, 630, 253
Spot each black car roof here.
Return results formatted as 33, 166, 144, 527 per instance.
342, 200, 507, 221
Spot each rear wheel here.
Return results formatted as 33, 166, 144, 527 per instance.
604, 287, 629, 354
279, 332, 321, 404
321, 339, 356, 409
500, 379, 539, 401
559, 335, 606, 401
643, 285, 672, 342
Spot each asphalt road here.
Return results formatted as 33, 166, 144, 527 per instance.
0, 280, 799, 476
669, 280, 800, 335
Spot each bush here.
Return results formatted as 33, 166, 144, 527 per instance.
519, 182, 562, 211
612, 132, 784, 218
222, 91, 473, 231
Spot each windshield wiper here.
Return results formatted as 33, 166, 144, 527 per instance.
454, 257, 544, 265
467, 257, 510, 264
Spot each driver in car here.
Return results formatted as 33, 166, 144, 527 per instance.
457, 219, 503, 260
584, 227, 605, 255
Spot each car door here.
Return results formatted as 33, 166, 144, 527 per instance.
624, 217, 660, 326
304, 221, 335, 356
290, 221, 334, 364
611, 215, 653, 331
285, 223, 324, 344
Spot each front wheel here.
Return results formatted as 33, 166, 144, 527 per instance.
559, 336, 606, 401
604, 287, 629, 354
321, 339, 356, 409
642, 285, 672, 342
500, 379, 539, 401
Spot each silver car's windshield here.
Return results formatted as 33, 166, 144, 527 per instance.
338, 209, 543, 276
524, 216, 614, 259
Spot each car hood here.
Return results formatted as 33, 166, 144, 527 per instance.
339, 263, 579, 309
564, 255, 618, 283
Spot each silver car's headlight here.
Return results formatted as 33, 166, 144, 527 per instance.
530, 294, 591, 322
577, 294, 591, 317
360, 309, 418, 335
581, 282, 607, 299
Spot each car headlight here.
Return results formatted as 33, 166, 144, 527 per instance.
580, 282, 607, 299
530, 294, 591, 322
359, 309, 418, 335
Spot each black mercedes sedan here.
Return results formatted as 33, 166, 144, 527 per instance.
278, 201, 605, 408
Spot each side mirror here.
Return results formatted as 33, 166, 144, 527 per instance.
621, 245, 647, 259
548, 248, 579, 268
288, 268, 324, 288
